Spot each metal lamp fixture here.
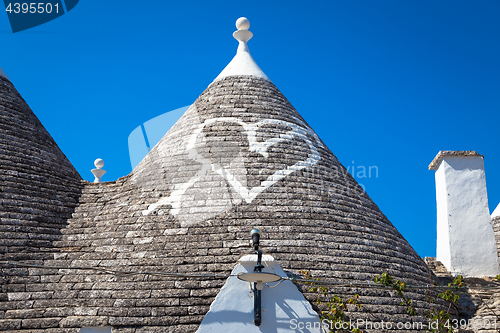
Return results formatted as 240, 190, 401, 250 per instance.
250, 228, 261, 250
237, 228, 282, 326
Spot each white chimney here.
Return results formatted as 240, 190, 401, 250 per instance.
429, 151, 499, 277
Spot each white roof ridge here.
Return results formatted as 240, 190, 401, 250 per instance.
213, 17, 269, 82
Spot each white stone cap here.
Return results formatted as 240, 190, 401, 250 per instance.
493, 203, 500, 218
0, 66, 8, 80
428, 150, 483, 170
239, 254, 275, 263
214, 17, 269, 82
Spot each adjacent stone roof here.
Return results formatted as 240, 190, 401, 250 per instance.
0, 74, 83, 330
470, 289, 500, 333
0, 74, 82, 256
428, 150, 483, 170
493, 215, 500, 260
487, 202, 500, 263
426, 258, 500, 332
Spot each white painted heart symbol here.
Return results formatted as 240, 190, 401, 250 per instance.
143, 116, 324, 219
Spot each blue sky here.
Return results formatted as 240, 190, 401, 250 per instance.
1, 0, 499, 258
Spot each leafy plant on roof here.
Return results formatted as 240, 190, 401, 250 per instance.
299, 271, 464, 333
299, 270, 363, 333
374, 272, 416, 316
424, 275, 462, 333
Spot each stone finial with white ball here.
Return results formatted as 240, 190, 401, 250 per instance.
91, 158, 106, 183
214, 17, 269, 82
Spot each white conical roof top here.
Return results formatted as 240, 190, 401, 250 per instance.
214, 17, 269, 82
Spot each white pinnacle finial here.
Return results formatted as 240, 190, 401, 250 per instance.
233, 17, 253, 44
91, 158, 106, 183
214, 17, 269, 82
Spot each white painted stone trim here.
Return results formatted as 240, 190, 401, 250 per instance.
196, 254, 322, 333
239, 254, 276, 263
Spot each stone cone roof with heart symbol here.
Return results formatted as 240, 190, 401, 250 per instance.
0, 17, 437, 333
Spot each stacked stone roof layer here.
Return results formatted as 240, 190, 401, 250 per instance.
493, 216, 500, 259
0, 75, 82, 256
0, 75, 437, 332
0, 75, 83, 329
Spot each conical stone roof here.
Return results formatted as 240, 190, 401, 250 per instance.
131, 73, 434, 317
0, 18, 437, 332
0, 74, 82, 258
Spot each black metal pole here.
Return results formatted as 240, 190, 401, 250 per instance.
255, 250, 264, 272
253, 249, 264, 326
254, 282, 261, 326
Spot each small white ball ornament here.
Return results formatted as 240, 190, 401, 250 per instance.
236, 17, 250, 30
94, 158, 104, 169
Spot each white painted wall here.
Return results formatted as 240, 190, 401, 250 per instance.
197, 254, 322, 333
433, 155, 499, 277
435, 164, 451, 270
